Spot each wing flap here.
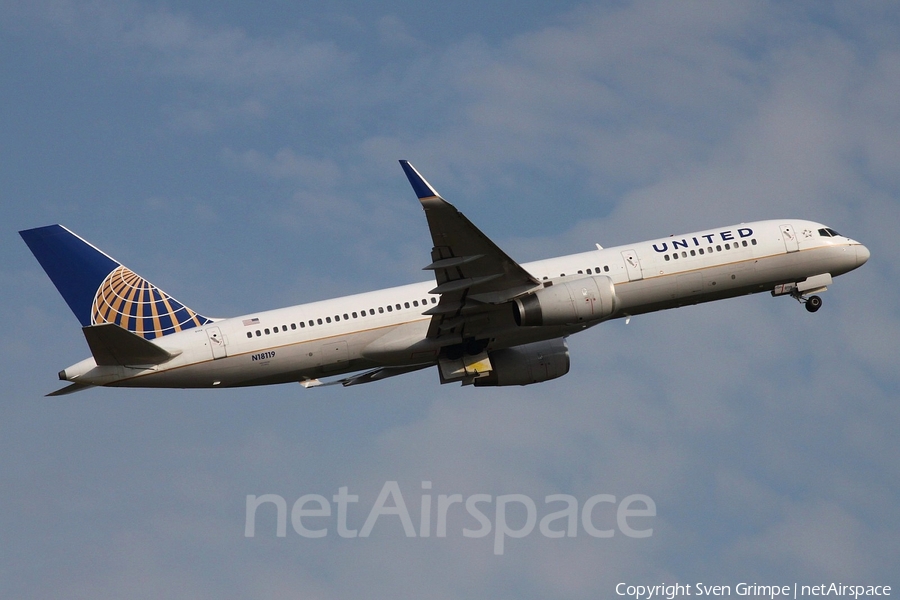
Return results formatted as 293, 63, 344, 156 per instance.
423, 255, 485, 270
429, 274, 504, 295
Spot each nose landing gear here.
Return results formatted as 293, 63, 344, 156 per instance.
804, 295, 822, 313
771, 275, 831, 314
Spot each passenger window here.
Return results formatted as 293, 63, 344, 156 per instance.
716, 245, 722, 251
247, 332, 252, 338
681, 251, 687, 258
751, 239, 757, 245
665, 255, 670, 261
282, 325, 287, 332
604, 266, 609, 272
578, 270, 583, 275
291, 323, 296, 330
272, 327, 278, 333
265, 328, 270, 335
326, 317, 332, 323
742, 240, 748, 247
422, 299, 428, 305
334, 315, 340, 322
387, 305, 393, 312
586, 268, 592, 274
395, 304, 401, 310
699, 248, 704, 255
343, 313, 349, 320
317, 318, 323, 325
300, 322, 306, 328
404, 302, 410, 309
431, 297, 437, 304
352, 312, 358, 318
673, 253, 679, 260
379, 307, 384, 313
413, 300, 419, 307
690, 250, 696, 256
725, 243, 731, 250
256, 330, 261, 336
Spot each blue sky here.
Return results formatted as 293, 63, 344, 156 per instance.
2, 1, 899, 597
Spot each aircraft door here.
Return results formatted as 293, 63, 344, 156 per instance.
780, 224, 799, 253
206, 326, 227, 359
621, 249, 643, 281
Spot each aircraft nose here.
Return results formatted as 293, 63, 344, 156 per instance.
856, 244, 870, 266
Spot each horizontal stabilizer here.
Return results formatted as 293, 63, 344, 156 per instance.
83, 323, 181, 366
46, 382, 95, 397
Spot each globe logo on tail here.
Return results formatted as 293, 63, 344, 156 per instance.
91, 266, 211, 340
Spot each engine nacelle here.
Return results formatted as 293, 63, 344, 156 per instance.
513, 275, 616, 327
474, 338, 569, 386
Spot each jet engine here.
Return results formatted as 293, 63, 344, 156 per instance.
473, 338, 569, 386
513, 275, 616, 327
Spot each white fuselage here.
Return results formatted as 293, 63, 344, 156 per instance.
60, 219, 869, 389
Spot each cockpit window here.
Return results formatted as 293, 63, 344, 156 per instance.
818, 228, 841, 237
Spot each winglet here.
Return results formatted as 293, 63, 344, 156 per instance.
399, 160, 441, 199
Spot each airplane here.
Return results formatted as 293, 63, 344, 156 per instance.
20, 160, 870, 395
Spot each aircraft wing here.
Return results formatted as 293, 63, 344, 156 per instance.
399, 161, 541, 340
299, 364, 431, 388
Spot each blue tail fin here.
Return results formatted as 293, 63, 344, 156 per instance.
20, 224, 212, 340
